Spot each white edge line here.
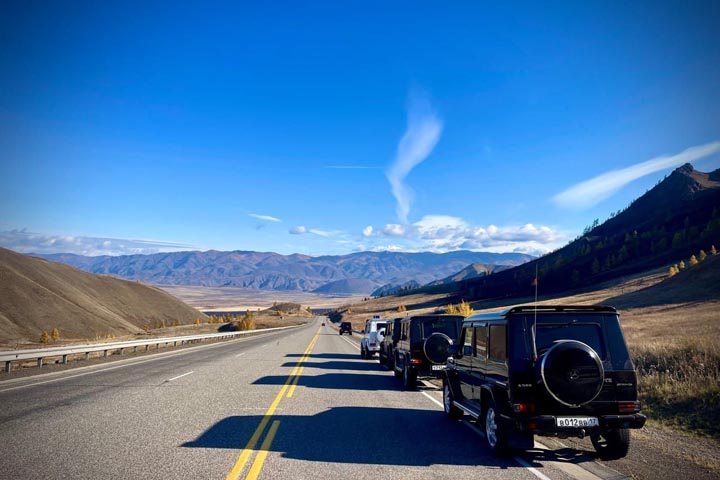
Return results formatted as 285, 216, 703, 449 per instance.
0, 330, 283, 394
514, 456, 553, 480
339, 336, 360, 351
420, 390, 553, 480
235, 352, 246, 357
167, 371, 194, 382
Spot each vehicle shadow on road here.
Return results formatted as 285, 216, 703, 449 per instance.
253, 371, 399, 391
281, 360, 385, 372
285, 353, 367, 360
182, 406, 522, 470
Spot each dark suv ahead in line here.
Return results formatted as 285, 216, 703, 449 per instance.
379, 318, 402, 368
442, 305, 646, 460
393, 315, 464, 389
339, 322, 352, 335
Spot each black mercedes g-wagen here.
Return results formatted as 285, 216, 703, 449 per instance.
442, 305, 645, 460
393, 315, 464, 389
379, 317, 402, 368
339, 322, 352, 335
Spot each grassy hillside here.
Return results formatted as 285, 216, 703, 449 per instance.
417, 164, 720, 301
0, 248, 206, 347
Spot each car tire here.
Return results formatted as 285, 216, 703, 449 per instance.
483, 399, 509, 456
443, 381, 463, 420
403, 361, 417, 390
360, 345, 365, 358
591, 428, 631, 460
379, 351, 387, 366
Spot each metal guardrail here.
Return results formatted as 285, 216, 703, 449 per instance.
0, 325, 301, 373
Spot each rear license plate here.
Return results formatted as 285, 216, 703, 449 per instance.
431, 365, 446, 371
556, 417, 599, 428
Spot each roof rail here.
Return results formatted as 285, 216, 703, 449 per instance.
507, 305, 616, 314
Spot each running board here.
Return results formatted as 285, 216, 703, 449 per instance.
453, 401, 480, 419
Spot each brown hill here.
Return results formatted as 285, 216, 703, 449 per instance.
0, 248, 206, 346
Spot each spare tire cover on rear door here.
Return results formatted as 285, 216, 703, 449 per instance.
540, 340, 604, 407
424, 333, 453, 365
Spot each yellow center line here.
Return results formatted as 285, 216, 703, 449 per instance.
245, 420, 281, 480
225, 328, 320, 480
286, 366, 304, 398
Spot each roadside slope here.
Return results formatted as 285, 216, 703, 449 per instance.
0, 248, 205, 346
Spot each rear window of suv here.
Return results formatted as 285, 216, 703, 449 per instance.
510, 313, 632, 370
536, 321, 605, 359
415, 317, 458, 339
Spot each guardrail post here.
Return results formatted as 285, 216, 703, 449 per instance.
133, 346, 137, 353
118, 348, 123, 355
62, 354, 68, 365
4, 361, 11, 373
104, 350, 108, 358
145, 345, 149, 352
38, 358, 43, 368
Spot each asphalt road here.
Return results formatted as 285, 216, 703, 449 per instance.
0, 318, 623, 480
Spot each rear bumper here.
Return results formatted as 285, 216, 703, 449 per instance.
502, 413, 646, 436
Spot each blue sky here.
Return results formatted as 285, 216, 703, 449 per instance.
1, 1, 719, 256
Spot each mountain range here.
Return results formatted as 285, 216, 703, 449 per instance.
37, 250, 533, 295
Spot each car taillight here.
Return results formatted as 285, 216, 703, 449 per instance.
410, 358, 423, 365
512, 403, 535, 414
369, 343, 376, 347
618, 401, 640, 413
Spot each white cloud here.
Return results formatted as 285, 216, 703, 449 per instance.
289, 226, 308, 235
362, 226, 374, 237
386, 90, 443, 224
249, 213, 282, 222
0, 229, 195, 256
289, 226, 338, 237
362, 216, 564, 254
552, 141, 720, 210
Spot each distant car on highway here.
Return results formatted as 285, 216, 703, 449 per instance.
339, 322, 352, 335
360, 316, 387, 359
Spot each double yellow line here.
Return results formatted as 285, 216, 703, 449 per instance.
226, 329, 320, 480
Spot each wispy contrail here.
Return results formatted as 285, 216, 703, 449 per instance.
386, 91, 442, 223
249, 213, 282, 222
552, 141, 720, 210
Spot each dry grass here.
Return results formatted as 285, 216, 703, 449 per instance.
631, 338, 720, 439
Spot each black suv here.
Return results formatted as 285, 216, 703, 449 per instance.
379, 318, 402, 368
442, 305, 645, 460
393, 315, 464, 389
339, 322, 352, 335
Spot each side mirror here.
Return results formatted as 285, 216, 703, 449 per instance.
463, 345, 473, 356
448, 345, 458, 355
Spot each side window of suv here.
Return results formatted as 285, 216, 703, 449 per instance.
462, 326, 473, 356
474, 324, 487, 359
488, 324, 507, 361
